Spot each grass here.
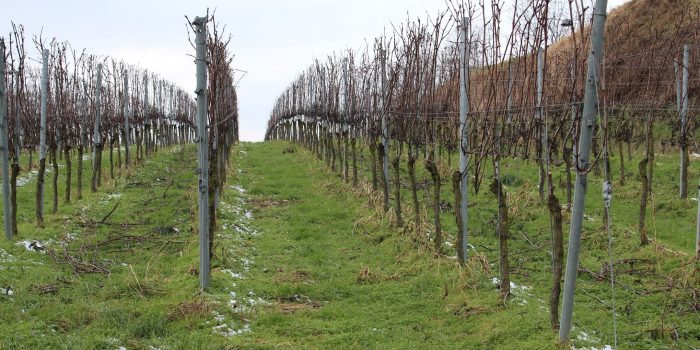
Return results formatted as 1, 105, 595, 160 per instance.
0, 140, 698, 349
223, 140, 699, 349
0, 145, 229, 349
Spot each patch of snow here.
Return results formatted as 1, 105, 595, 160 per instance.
210, 179, 269, 336
240, 258, 253, 273
571, 330, 613, 350
0, 247, 43, 270
16, 171, 38, 187
228, 290, 270, 314
0, 248, 16, 263
213, 322, 251, 337
221, 268, 244, 279
105, 337, 129, 349
211, 310, 251, 337
213, 311, 226, 323
230, 222, 258, 237
583, 214, 598, 222
102, 192, 122, 202
576, 331, 595, 343
492, 277, 539, 306
229, 185, 246, 194
16, 240, 46, 252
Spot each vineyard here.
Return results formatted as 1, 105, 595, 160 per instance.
1, 0, 699, 349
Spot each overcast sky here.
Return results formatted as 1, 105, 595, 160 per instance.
2, 0, 631, 141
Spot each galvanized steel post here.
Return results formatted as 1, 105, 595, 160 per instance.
679, 44, 689, 199
380, 46, 390, 208
559, 0, 609, 342
458, 16, 470, 264
39, 49, 48, 217
193, 15, 210, 290
124, 73, 130, 166
0, 42, 11, 239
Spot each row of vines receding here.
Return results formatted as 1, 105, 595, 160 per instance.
1, 23, 198, 236
265, 0, 700, 344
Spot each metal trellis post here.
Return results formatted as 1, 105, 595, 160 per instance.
679, 44, 689, 199
537, 47, 547, 201
39, 49, 48, 217
124, 73, 130, 166
458, 16, 470, 264
93, 64, 103, 176
380, 47, 390, 203
559, 0, 609, 342
193, 15, 210, 290
0, 42, 11, 240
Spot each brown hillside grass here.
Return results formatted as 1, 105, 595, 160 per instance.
439, 0, 700, 118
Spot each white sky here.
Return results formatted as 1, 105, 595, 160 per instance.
2, 0, 631, 141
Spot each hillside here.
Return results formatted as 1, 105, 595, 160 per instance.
456, 0, 700, 118
577, 0, 699, 107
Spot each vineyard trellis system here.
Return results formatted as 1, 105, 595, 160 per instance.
265, 0, 700, 344
187, 13, 240, 289
0, 25, 198, 236
0, 14, 240, 290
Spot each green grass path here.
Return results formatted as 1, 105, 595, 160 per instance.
0, 146, 214, 349
1, 142, 696, 349
226, 142, 557, 349
226, 141, 699, 350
